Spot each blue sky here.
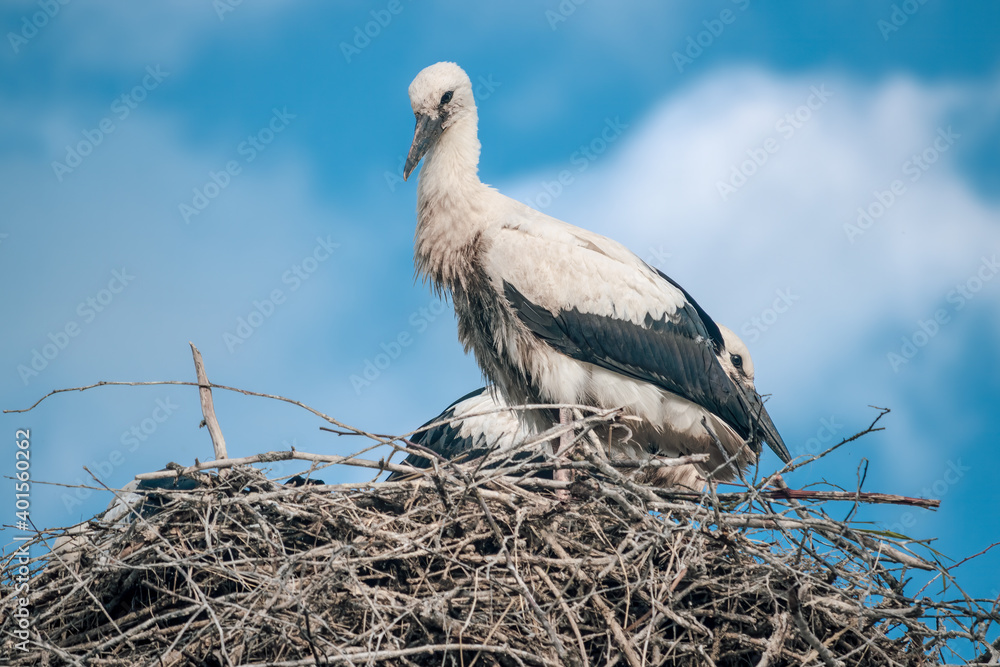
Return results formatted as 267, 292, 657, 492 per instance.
2, 1, 998, 613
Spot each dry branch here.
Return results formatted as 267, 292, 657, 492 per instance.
189, 342, 227, 462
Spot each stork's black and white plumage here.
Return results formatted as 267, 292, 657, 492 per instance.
386, 387, 537, 481
391, 325, 778, 489
402, 62, 791, 486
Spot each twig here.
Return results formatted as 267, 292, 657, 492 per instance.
4, 380, 398, 446
778, 406, 891, 476
132, 449, 425, 481
946, 540, 1000, 572
237, 644, 558, 666
787, 586, 842, 667
754, 611, 788, 667
189, 343, 228, 463
763, 488, 939, 509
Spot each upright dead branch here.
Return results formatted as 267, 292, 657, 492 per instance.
189, 342, 227, 463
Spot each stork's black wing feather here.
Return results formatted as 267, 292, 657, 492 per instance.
503, 281, 756, 441
387, 388, 486, 480
652, 267, 725, 355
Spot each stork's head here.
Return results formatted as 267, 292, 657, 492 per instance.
717, 325, 755, 386
404, 62, 476, 181
718, 324, 792, 464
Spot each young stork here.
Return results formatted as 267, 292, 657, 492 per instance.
390, 325, 775, 490
402, 62, 791, 482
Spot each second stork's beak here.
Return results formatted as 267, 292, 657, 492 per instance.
754, 401, 792, 464
403, 113, 445, 181
736, 383, 793, 464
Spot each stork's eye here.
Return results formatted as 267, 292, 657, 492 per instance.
730, 354, 743, 369
440, 91, 454, 105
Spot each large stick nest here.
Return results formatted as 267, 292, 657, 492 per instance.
1, 444, 997, 666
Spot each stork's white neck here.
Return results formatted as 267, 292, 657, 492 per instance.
419, 111, 482, 187
414, 111, 493, 291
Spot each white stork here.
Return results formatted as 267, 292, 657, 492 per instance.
391, 325, 776, 490
402, 62, 790, 484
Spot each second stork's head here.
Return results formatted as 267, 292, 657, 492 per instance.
718, 325, 793, 465
404, 62, 479, 181
718, 325, 756, 386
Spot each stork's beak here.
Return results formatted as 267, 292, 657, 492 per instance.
403, 113, 445, 181
755, 403, 792, 464
737, 384, 792, 464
